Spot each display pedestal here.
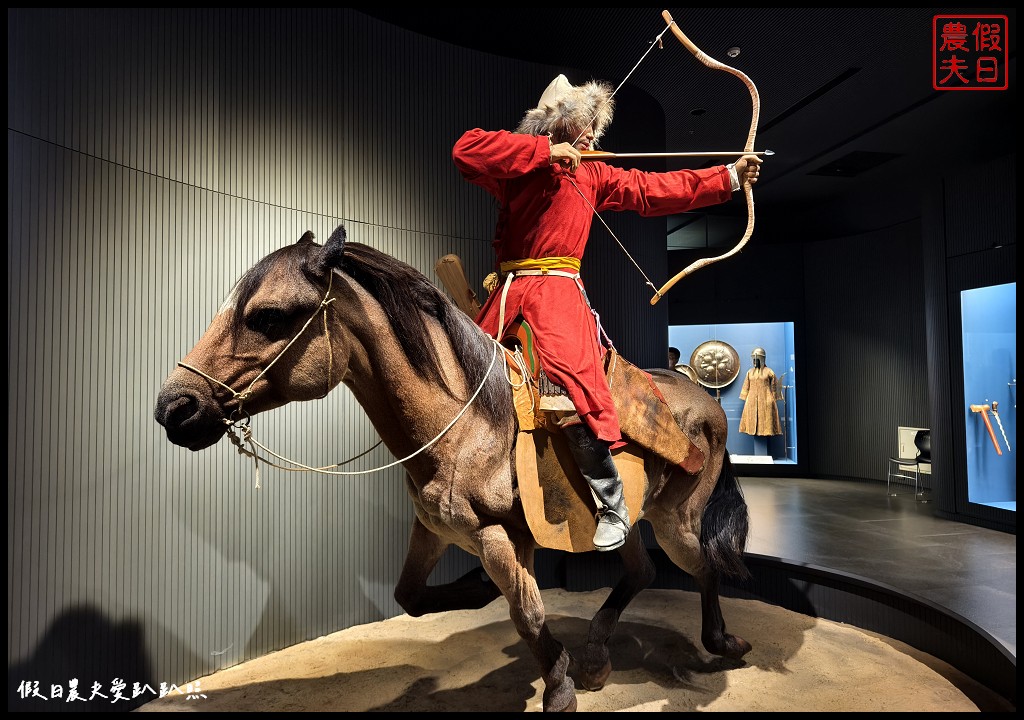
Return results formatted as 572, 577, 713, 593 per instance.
753, 436, 769, 457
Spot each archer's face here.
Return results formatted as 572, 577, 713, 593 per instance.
555, 122, 596, 151
574, 124, 595, 151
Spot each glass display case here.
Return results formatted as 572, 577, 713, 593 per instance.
960, 282, 1016, 511
669, 321, 797, 465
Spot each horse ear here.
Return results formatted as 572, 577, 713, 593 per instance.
320, 224, 347, 270
297, 230, 316, 245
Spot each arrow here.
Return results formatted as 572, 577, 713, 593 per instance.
581, 149, 774, 161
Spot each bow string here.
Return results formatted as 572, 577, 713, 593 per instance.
649, 9, 761, 305
572, 9, 762, 306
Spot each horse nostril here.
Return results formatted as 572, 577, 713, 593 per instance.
162, 394, 199, 429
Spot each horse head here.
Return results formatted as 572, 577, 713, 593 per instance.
155, 227, 350, 450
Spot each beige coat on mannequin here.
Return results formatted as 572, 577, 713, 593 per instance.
738, 366, 782, 436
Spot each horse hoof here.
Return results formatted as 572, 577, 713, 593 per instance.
730, 635, 753, 659
580, 659, 612, 691
721, 633, 752, 659
705, 632, 752, 659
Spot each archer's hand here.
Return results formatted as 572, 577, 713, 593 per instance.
734, 155, 762, 186
549, 141, 581, 172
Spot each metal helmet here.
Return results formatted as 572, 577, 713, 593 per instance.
751, 347, 766, 360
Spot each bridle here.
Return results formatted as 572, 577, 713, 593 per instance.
177, 271, 339, 425
174, 269, 501, 487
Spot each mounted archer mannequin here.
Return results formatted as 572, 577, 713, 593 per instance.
452, 74, 761, 550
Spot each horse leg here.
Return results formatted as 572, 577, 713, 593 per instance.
693, 567, 750, 659
574, 528, 656, 691
478, 525, 577, 713
648, 508, 751, 660
394, 517, 502, 617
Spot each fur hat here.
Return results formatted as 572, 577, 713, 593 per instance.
515, 74, 615, 142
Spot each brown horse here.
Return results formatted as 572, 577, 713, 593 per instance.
154, 225, 751, 712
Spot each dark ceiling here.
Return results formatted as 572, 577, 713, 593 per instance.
358, 8, 1016, 248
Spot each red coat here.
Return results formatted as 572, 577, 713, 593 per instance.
453, 129, 733, 445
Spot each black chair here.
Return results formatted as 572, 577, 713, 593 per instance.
888, 428, 930, 501
915, 430, 931, 464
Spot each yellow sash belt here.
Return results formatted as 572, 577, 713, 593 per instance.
500, 256, 581, 273
496, 258, 583, 335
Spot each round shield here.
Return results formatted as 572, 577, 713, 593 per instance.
689, 340, 741, 389
674, 363, 699, 384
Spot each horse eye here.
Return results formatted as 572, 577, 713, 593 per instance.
246, 308, 288, 338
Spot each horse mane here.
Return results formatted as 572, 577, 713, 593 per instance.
334, 242, 508, 425
227, 237, 507, 425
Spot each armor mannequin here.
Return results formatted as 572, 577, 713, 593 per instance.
739, 347, 782, 436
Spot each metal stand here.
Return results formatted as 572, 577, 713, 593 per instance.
887, 457, 925, 500
779, 376, 792, 460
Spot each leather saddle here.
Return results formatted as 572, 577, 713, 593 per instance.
500, 319, 705, 552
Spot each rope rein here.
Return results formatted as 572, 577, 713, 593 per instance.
176, 270, 503, 488
178, 273, 338, 406
225, 339, 499, 487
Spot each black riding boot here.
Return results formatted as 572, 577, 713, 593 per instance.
561, 423, 630, 551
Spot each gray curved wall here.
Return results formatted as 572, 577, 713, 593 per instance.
7, 8, 672, 708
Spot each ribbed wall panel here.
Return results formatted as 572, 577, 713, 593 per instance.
583, 212, 671, 369
920, 177, 956, 515
6, 130, 414, 696
7, 8, 603, 708
802, 222, 929, 480
944, 154, 1016, 258
921, 155, 1015, 532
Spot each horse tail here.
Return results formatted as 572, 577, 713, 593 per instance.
699, 450, 750, 580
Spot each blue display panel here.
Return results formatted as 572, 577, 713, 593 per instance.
668, 322, 797, 465
961, 282, 1016, 511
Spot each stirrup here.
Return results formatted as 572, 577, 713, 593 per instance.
593, 507, 630, 551
597, 506, 630, 529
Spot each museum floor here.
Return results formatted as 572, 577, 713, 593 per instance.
737, 475, 1015, 658
138, 476, 1016, 712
